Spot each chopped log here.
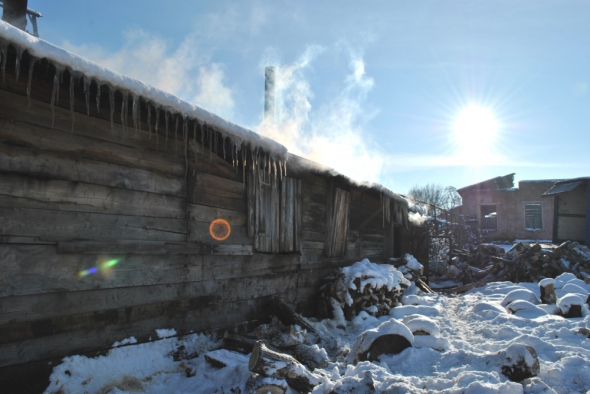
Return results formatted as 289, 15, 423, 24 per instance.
416, 278, 434, 294
499, 344, 540, 382
270, 297, 317, 334
204, 349, 249, 369
290, 344, 330, 370
347, 319, 413, 364
539, 280, 556, 304
248, 341, 321, 393
439, 280, 487, 294
245, 374, 287, 394
269, 327, 306, 349
222, 332, 258, 354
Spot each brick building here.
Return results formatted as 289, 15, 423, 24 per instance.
457, 174, 559, 241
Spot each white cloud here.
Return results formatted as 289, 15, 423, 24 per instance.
61, 29, 235, 119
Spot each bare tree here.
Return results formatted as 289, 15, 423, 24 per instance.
407, 184, 461, 214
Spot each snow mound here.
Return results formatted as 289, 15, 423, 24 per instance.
554, 273, 578, 289
346, 318, 414, 364
403, 316, 441, 336
390, 305, 440, 319
506, 300, 549, 318
501, 289, 540, 307
561, 283, 589, 297
557, 293, 586, 314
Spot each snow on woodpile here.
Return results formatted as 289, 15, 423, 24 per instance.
316, 258, 413, 323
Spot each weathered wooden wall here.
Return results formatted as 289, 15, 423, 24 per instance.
0, 45, 299, 368
0, 43, 409, 370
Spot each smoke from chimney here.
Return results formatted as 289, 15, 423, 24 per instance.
264, 66, 276, 122
2, 0, 28, 31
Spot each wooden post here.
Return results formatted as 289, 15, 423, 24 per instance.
2, 0, 28, 31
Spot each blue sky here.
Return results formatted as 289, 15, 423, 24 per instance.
28, 1, 590, 194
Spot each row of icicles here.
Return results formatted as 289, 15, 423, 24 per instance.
0, 41, 288, 184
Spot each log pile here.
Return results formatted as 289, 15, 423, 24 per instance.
316, 259, 412, 321
441, 241, 590, 289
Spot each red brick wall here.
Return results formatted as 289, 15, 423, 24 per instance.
459, 181, 555, 241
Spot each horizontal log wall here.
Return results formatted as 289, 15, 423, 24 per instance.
0, 65, 298, 368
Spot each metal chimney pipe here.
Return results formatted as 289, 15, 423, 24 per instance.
264, 66, 276, 122
2, 0, 28, 31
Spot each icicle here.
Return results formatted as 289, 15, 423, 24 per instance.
83, 77, 91, 116
182, 115, 188, 156
147, 102, 152, 140
193, 120, 198, 166
164, 111, 170, 148
108, 86, 115, 135
208, 126, 213, 162
231, 142, 235, 168
26, 58, 35, 107
279, 161, 283, 181
137, 99, 141, 133
14, 45, 23, 82
242, 144, 246, 184
284, 160, 287, 177
155, 105, 160, 151
174, 116, 179, 155
50, 66, 63, 128
273, 159, 277, 186
121, 91, 129, 139
222, 136, 227, 161
132, 95, 139, 135
69, 73, 76, 133
96, 83, 102, 114
201, 122, 205, 158
0, 41, 7, 84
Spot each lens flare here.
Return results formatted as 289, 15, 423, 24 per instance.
209, 218, 231, 241
78, 258, 121, 278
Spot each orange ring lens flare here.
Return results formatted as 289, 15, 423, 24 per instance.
209, 218, 231, 241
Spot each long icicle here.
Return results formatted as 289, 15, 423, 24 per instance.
174, 115, 179, 156
50, 66, 63, 128
108, 86, 115, 135
96, 82, 102, 115
121, 91, 129, 139
69, 73, 76, 133
83, 77, 90, 116
183, 115, 188, 178
193, 120, 198, 167
155, 105, 160, 151
0, 41, 7, 84
132, 95, 139, 135
164, 111, 170, 148
15, 45, 23, 82
222, 135, 226, 161
26, 57, 35, 107
201, 122, 205, 159
147, 102, 152, 140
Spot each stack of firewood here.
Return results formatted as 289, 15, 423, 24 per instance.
316, 266, 410, 322
443, 241, 590, 290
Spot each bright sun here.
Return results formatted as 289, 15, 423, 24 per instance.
453, 105, 498, 150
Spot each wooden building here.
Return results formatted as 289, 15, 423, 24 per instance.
0, 20, 414, 374
543, 178, 590, 245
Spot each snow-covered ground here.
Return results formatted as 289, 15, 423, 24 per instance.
44, 277, 590, 394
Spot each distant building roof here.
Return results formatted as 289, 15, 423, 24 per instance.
457, 173, 515, 194
542, 177, 589, 196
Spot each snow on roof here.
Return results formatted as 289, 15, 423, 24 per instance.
0, 20, 287, 158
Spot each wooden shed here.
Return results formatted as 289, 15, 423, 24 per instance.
0, 20, 414, 375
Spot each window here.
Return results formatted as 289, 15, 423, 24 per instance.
247, 168, 301, 253
525, 203, 542, 230
480, 205, 497, 230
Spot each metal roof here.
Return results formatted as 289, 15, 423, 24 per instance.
543, 181, 584, 196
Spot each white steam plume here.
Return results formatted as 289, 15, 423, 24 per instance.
256, 45, 384, 183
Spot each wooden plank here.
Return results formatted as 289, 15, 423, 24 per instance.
194, 172, 246, 196
188, 203, 247, 226
0, 295, 285, 368
0, 206, 186, 243
301, 241, 324, 250
0, 142, 185, 197
303, 210, 326, 233
57, 241, 252, 256
202, 254, 300, 281
302, 230, 324, 242
191, 190, 247, 212
0, 88, 182, 157
0, 272, 295, 326
0, 173, 186, 219
0, 113, 184, 177
191, 149, 244, 184
280, 178, 295, 252
187, 221, 252, 245
0, 273, 296, 342
302, 201, 326, 216
0, 245, 202, 297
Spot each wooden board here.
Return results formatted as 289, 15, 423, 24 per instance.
0, 272, 296, 326
57, 241, 252, 256
0, 294, 286, 368
0, 206, 186, 243
202, 253, 300, 281
188, 203, 247, 226
0, 173, 186, 219
0, 245, 202, 297
0, 142, 185, 197
0, 112, 183, 177
187, 221, 252, 245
